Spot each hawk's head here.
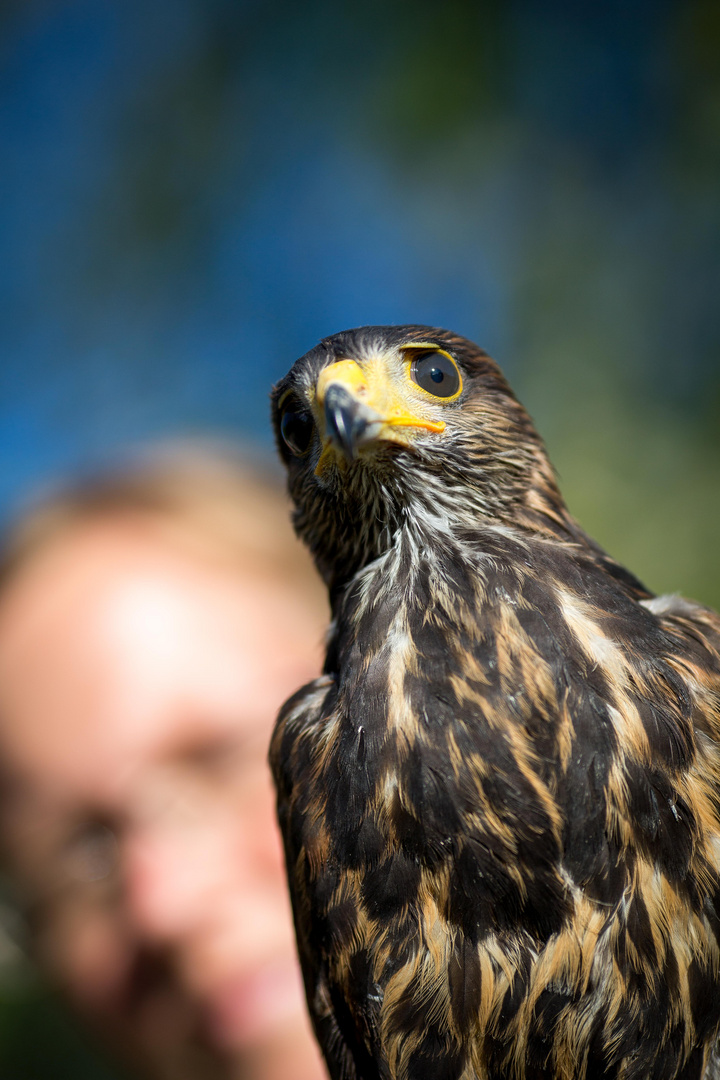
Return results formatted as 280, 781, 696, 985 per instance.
272, 325, 565, 591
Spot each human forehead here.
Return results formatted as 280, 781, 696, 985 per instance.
0, 521, 323, 805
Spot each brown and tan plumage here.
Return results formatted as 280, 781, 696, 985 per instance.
270, 326, 720, 1080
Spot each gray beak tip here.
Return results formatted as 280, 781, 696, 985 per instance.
324, 384, 371, 460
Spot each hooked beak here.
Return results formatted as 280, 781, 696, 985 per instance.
315, 359, 444, 473
323, 383, 379, 460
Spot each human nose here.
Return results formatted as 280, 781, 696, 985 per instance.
120, 798, 282, 942
121, 821, 213, 941
119, 779, 232, 942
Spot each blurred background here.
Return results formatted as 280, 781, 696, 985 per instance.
0, 0, 718, 1075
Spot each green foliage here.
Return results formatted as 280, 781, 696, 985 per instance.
0, 983, 126, 1080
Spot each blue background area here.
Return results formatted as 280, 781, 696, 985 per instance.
2, 0, 717, 542
0, 3, 718, 550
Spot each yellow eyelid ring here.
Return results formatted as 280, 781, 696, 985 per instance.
399, 343, 464, 403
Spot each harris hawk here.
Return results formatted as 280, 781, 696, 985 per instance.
270, 325, 720, 1080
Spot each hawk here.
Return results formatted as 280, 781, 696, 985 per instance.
270, 325, 720, 1080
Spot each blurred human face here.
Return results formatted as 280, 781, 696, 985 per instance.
0, 520, 327, 1080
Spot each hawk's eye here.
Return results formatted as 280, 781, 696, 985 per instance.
280, 409, 314, 455
411, 351, 461, 398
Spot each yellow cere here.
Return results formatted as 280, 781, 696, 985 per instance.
315, 356, 446, 435
316, 359, 369, 405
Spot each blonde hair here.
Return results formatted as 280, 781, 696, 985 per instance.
0, 443, 327, 617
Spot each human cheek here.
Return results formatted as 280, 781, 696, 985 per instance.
228, 795, 287, 895
37, 904, 132, 1012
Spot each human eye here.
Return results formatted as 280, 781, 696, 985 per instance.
61, 821, 119, 887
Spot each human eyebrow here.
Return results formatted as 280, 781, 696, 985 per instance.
170, 729, 257, 770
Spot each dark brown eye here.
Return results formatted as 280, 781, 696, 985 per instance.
280, 410, 314, 455
411, 351, 461, 398
63, 823, 119, 885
